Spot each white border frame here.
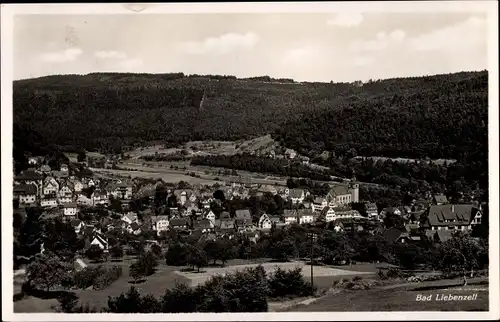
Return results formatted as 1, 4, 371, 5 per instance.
2, 2, 499, 321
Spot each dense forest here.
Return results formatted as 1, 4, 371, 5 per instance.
14, 71, 487, 160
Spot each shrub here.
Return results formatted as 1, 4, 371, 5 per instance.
94, 266, 123, 290
267, 267, 315, 299
74, 266, 101, 289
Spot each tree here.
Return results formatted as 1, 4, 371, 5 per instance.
165, 242, 188, 266
26, 252, 73, 292
43, 218, 85, 260
107, 286, 143, 312
110, 245, 123, 260
138, 251, 158, 276
268, 238, 298, 262
213, 190, 226, 202
129, 262, 144, 284
16, 207, 44, 260
435, 233, 485, 285
57, 292, 79, 313
150, 244, 163, 258
187, 244, 208, 272
85, 245, 104, 262
77, 150, 86, 162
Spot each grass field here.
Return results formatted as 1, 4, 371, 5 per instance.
288, 278, 489, 312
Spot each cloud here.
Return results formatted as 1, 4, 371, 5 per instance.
410, 15, 487, 51
94, 50, 128, 60
350, 29, 406, 53
39, 48, 83, 63
326, 13, 364, 27
178, 32, 259, 55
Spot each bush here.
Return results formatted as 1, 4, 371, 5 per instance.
267, 267, 315, 299
94, 266, 123, 290
73, 265, 122, 290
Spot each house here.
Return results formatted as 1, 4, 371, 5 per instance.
71, 219, 85, 234
257, 184, 278, 195
14, 170, 44, 193
122, 212, 139, 225
90, 233, 109, 252
41, 197, 58, 208
333, 209, 363, 219
220, 211, 231, 219
193, 218, 213, 232
60, 164, 69, 173
13, 184, 38, 206
284, 148, 297, 159
173, 189, 194, 205
326, 185, 353, 207
269, 215, 283, 226
219, 217, 236, 230
116, 182, 133, 200
284, 210, 298, 225
76, 194, 94, 206
151, 215, 169, 234
72, 180, 84, 193
384, 228, 413, 244
425, 230, 454, 243
169, 218, 189, 230
433, 194, 449, 205
63, 202, 78, 219
244, 231, 260, 243
129, 222, 142, 235
297, 209, 315, 225
58, 194, 74, 204
311, 197, 328, 212
258, 213, 273, 229
40, 164, 51, 173
43, 176, 60, 196
28, 156, 41, 166
202, 209, 216, 227
320, 207, 336, 222
289, 189, 306, 204
365, 203, 379, 219
235, 209, 253, 230
380, 207, 402, 218
420, 204, 482, 233
92, 190, 109, 206
58, 181, 74, 196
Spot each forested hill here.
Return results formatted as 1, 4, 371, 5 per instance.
13, 71, 488, 161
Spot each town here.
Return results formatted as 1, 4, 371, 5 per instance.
13, 147, 489, 313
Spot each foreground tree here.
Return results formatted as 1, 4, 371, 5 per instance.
85, 245, 104, 262
26, 252, 73, 292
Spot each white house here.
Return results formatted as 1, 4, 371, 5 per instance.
76, 194, 94, 206
312, 197, 328, 212
92, 190, 109, 206
122, 212, 139, 225
334, 209, 363, 219
284, 210, 298, 225
289, 189, 306, 204
43, 176, 59, 196
58, 195, 73, 204
321, 207, 336, 222
90, 234, 109, 252
152, 215, 169, 235
297, 210, 315, 225
14, 184, 38, 206
258, 213, 273, 229
72, 180, 84, 193
58, 182, 74, 198
63, 202, 78, 218
71, 219, 85, 234
41, 197, 58, 208
203, 209, 216, 227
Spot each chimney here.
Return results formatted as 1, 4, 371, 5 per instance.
451, 205, 454, 213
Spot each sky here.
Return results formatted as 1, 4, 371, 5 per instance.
13, 12, 489, 82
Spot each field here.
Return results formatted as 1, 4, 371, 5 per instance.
287, 277, 489, 312
175, 261, 375, 287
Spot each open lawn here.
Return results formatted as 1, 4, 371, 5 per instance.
175, 261, 374, 287
288, 278, 489, 312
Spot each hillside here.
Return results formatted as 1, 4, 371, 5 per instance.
13, 71, 488, 162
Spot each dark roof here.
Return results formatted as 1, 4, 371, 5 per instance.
383, 228, 407, 243
220, 211, 231, 219
284, 209, 297, 217
236, 218, 252, 226
170, 218, 188, 227
63, 202, 78, 208
235, 209, 252, 220
426, 204, 479, 227
15, 170, 43, 181
328, 185, 350, 197
13, 184, 37, 195
71, 219, 82, 227
220, 218, 235, 229
269, 216, 282, 223
130, 222, 140, 231
194, 218, 212, 229
297, 209, 314, 217
289, 188, 305, 198
433, 194, 449, 204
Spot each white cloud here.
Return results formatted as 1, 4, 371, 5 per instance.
350, 29, 406, 53
326, 13, 364, 27
178, 32, 260, 55
410, 15, 487, 51
94, 50, 128, 60
39, 48, 83, 63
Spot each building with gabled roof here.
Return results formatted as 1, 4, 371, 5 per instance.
421, 204, 482, 233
